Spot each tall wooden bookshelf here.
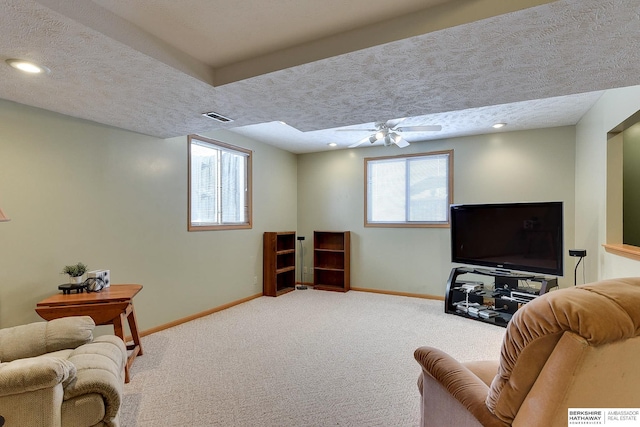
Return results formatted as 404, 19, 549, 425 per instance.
313, 231, 350, 292
263, 231, 296, 297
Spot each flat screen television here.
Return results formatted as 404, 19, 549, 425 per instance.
450, 201, 563, 276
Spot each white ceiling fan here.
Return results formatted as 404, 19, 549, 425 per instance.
340, 118, 442, 148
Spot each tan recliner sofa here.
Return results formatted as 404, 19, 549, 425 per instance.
415, 277, 640, 427
0, 316, 127, 427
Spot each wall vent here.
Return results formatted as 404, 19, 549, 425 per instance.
202, 111, 234, 123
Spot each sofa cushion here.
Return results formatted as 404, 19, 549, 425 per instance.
463, 360, 500, 387
0, 316, 94, 362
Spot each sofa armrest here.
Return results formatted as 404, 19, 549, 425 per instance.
0, 316, 94, 362
414, 346, 508, 427
63, 336, 127, 427
0, 356, 76, 397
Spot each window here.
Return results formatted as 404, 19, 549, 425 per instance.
188, 135, 252, 231
365, 150, 453, 227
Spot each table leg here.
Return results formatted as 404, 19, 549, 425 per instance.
112, 310, 132, 382
126, 303, 143, 356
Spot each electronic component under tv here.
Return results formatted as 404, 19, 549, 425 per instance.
450, 201, 563, 276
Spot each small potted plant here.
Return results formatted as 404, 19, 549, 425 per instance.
62, 262, 88, 284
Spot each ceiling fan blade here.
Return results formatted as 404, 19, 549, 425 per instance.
394, 137, 410, 148
385, 118, 407, 128
395, 125, 442, 132
348, 136, 370, 148
336, 128, 377, 132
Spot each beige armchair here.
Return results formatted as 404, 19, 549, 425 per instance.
415, 278, 640, 427
0, 316, 127, 427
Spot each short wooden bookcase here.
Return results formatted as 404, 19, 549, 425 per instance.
313, 231, 350, 292
263, 231, 296, 296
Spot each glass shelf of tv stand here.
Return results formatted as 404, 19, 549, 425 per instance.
444, 266, 559, 327
449, 286, 516, 327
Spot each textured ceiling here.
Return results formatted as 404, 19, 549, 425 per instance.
0, 0, 638, 153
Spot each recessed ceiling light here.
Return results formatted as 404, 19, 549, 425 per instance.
328, 142, 337, 147
6, 59, 50, 74
492, 123, 506, 129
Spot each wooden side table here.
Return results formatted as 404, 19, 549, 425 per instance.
36, 284, 143, 383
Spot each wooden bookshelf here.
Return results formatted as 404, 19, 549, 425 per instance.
313, 231, 350, 292
263, 232, 296, 296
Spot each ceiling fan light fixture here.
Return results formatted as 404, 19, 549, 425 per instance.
344, 118, 441, 148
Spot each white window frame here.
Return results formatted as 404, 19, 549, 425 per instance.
188, 134, 252, 231
364, 150, 453, 228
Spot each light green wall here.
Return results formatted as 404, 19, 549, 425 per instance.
576, 85, 640, 281
297, 127, 576, 295
0, 99, 297, 329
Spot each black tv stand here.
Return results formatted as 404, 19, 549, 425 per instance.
445, 266, 558, 327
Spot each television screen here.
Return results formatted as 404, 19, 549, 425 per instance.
450, 202, 563, 276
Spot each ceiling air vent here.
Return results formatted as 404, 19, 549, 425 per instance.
202, 111, 234, 123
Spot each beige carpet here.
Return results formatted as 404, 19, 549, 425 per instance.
121, 289, 505, 426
